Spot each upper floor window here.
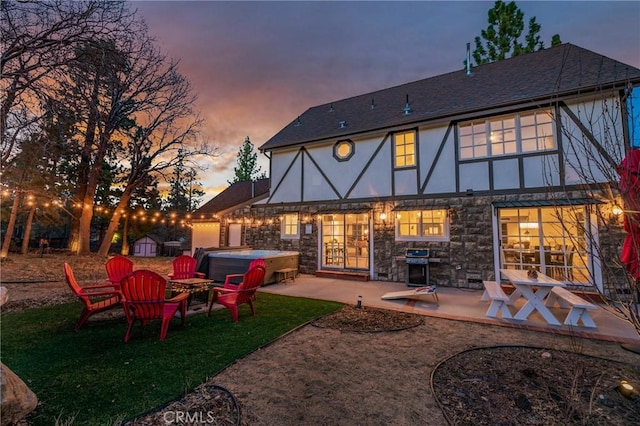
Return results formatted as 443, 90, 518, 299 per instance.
281, 213, 299, 239
395, 209, 448, 241
627, 84, 640, 148
394, 131, 416, 168
459, 109, 554, 160
334, 140, 354, 161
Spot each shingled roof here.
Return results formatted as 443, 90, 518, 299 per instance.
194, 178, 270, 216
260, 43, 640, 152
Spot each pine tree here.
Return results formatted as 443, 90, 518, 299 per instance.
167, 150, 205, 212
472, 1, 561, 66
228, 136, 266, 184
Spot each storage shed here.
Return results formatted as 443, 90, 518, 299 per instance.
132, 234, 161, 257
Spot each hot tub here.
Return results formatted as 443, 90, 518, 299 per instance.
208, 250, 300, 285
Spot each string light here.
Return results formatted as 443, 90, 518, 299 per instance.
0, 188, 203, 226
0, 186, 322, 230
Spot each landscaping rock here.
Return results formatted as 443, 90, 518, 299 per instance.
0, 363, 38, 426
0, 287, 38, 425
0, 287, 7, 306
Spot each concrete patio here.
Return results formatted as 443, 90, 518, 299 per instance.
259, 274, 640, 345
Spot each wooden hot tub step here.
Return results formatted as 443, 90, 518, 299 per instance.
315, 270, 370, 281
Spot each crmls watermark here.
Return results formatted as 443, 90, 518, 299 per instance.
163, 410, 218, 424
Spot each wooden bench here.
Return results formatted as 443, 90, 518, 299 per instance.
481, 281, 512, 319
544, 287, 597, 328
275, 268, 298, 284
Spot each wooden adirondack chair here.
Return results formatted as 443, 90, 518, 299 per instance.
168, 255, 206, 280
63, 263, 123, 331
207, 263, 266, 321
120, 269, 189, 342
105, 255, 134, 289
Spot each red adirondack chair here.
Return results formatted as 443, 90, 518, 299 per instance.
207, 263, 266, 321
105, 255, 134, 289
120, 269, 189, 342
63, 263, 123, 331
223, 259, 266, 291
168, 254, 206, 280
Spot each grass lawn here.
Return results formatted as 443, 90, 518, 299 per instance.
1, 293, 342, 425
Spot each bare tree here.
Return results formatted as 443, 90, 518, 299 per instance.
42, 5, 210, 255
1, 0, 133, 167
95, 68, 212, 257
544, 83, 640, 337
0, 0, 134, 258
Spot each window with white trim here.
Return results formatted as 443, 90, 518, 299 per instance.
281, 213, 299, 239
394, 131, 416, 167
499, 206, 589, 284
459, 109, 554, 159
395, 209, 448, 241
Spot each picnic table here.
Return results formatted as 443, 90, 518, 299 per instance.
499, 269, 565, 326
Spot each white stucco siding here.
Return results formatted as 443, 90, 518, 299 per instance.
394, 168, 418, 195
269, 152, 302, 202
303, 158, 333, 201
349, 138, 393, 198
307, 136, 382, 197
191, 222, 220, 251
459, 162, 490, 192
561, 96, 623, 185
492, 158, 519, 190
418, 126, 448, 170
422, 129, 456, 194
269, 149, 298, 189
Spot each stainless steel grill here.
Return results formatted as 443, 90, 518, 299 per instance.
405, 249, 430, 287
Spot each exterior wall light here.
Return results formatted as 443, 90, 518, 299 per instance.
612, 204, 624, 216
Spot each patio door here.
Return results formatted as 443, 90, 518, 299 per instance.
321, 212, 369, 270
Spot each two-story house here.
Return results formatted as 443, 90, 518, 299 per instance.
218, 43, 640, 293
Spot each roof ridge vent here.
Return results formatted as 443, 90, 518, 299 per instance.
403, 94, 412, 115
339, 120, 347, 128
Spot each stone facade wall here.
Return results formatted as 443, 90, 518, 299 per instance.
215, 189, 625, 293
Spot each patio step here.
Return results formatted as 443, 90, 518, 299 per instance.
315, 270, 370, 281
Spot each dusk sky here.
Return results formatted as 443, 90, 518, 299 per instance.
133, 1, 640, 201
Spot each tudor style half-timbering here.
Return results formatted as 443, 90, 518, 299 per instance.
239, 44, 640, 292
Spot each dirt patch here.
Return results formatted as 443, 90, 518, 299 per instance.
432, 346, 640, 425
126, 384, 242, 426
2, 254, 639, 425
311, 304, 424, 332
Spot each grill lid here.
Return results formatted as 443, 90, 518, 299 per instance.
406, 249, 429, 258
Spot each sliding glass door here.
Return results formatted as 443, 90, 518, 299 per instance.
321, 213, 369, 270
